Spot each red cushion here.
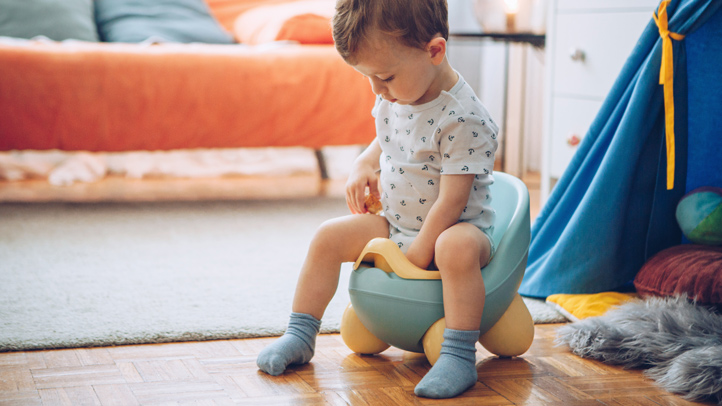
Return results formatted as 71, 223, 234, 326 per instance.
634, 245, 722, 304
232, 1, 334, 45
276, 13, 333, 44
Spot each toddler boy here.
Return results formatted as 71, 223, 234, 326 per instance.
257, 0, 499, 398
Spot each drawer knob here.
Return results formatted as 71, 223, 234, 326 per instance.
567, 134, 581, 147
569, 48, 585, 62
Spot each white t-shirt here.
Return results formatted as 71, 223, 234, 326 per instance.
371, 73, 499, 233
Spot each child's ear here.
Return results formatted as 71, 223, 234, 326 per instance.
427, 36, 447, 65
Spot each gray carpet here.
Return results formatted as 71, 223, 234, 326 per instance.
0, 198, 565, 352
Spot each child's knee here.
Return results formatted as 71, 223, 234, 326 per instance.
312, 218, 348, 250
434, 226, 485, 269
311, 214, 385, 261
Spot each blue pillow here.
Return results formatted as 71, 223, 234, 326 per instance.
0, 0, 99, 41
95, 0, 235, 44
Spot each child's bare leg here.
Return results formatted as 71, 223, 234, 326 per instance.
415, 223, 490, 398
292, 213, 389, 319
257, 214, 389, 376
436, 223, 489, 330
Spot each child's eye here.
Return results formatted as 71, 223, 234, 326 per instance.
382, 76, 395, 82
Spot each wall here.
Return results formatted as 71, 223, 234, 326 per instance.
447, 0, 545, 175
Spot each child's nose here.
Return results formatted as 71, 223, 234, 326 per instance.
370, 78, 386, 95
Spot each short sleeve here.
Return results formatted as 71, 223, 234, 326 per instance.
438, 114, 498, 175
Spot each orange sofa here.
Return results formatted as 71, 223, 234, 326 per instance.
0, 0, 376, 153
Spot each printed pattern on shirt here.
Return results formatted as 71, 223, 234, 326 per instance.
371, 74, 499, 233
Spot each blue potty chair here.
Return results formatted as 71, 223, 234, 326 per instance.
340, 172, 533, 364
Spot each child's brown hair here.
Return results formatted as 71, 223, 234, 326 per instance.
333, 0, 449, 62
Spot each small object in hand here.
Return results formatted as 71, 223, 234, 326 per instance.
365, 194, 383, 214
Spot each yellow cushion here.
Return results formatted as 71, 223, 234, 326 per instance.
546, 292, 638, 322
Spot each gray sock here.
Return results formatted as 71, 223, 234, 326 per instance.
256, 312, 321, 376
414, 328, 479, 398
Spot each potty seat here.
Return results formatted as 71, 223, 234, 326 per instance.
340, 172, 533, 364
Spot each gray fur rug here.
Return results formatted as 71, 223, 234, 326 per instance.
557, 296, 722, 404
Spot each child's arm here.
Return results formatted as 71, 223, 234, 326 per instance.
404, 174, 475, 269
346, 139, 382, 214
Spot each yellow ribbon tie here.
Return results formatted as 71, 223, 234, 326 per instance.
653, 0, 685, 190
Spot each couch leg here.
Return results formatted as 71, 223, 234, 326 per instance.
315, 149, 329, 179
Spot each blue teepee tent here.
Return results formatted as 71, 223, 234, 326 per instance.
519, 0, 722, 298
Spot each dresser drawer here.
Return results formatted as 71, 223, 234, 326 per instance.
549, 97, 602, 178
552, 10, 652, 99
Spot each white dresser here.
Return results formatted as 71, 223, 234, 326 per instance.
540, 0, 660, 201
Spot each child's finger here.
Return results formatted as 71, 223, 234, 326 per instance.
346, 183, 366, 213
368, 176, 380, 198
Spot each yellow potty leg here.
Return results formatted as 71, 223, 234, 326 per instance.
479, 294, 534, 357
421, 317, 446, 365
340, 304, 390, 355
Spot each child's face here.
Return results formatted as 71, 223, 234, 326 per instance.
351, 31, 442, 106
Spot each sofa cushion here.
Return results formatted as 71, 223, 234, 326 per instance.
205, 0, 293, 33
0, 0, 99, 42
275, 13, 334, 44
233, 0, 334, 45
634, 244, 722, 305
95, 0, 235, 44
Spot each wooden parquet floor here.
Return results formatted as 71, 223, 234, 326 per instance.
0, 324, 713, 406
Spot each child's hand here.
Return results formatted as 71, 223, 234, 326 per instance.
346, 139, 382, 214
345, 162, 379, 214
